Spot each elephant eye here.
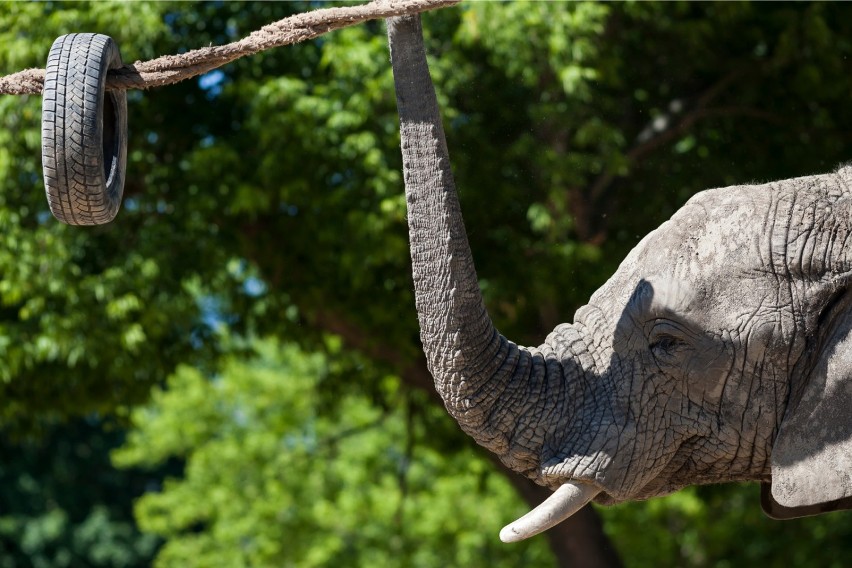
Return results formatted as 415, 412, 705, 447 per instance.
648, 321, 691, 363
650, 334, 684, 356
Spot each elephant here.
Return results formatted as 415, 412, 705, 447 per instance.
386, 14, 852, 543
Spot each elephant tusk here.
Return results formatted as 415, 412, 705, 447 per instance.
499, 481, 600, 543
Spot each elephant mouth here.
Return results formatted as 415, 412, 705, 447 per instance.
503, 436, 685, 543
500, 463, 674, 542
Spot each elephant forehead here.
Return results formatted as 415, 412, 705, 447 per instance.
651, 185, 768, 280
586, 184, 772, 321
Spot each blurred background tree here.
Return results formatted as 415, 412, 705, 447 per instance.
1, 1, 852, 566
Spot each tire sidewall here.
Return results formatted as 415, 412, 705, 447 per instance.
98, 37, 128, 222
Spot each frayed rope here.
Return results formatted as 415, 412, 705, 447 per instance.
0, 0, 460, 96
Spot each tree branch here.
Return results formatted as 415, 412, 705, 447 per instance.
588, 66, 756, 204
0, 0, 460, 96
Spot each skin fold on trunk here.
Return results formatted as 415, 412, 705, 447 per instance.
387, 14, 598, 541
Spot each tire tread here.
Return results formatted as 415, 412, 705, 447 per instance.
41, 33, 127, 225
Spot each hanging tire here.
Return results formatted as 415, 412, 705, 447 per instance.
41, 33, 127, 226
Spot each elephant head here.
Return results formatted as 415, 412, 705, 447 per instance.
387, 15, 852, 541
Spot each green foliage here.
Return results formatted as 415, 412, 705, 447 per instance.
0, 1, 216, 434
604, 485, 852, 568
2, 1, 852, 566
114, 339, 551, 567
0, 420, 165, 567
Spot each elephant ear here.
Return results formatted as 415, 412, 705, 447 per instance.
765, 298, 852, 519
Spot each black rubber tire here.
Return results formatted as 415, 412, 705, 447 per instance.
41, 33, 127, 226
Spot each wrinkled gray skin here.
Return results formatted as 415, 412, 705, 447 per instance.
387, 15, 852, 540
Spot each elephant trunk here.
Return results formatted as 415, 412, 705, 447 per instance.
387, 15, 578, 478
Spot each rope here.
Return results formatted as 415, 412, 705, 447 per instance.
0, 0, 460, 96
